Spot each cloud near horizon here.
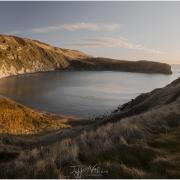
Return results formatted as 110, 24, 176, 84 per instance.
8, 23, 164, 55
30, 23, 120, 33
65, 37, 164, 54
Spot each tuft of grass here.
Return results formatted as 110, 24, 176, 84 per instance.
0, 77, 180, 178
0, 96, 72, 135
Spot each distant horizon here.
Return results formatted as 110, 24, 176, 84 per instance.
1, 2, 180, 64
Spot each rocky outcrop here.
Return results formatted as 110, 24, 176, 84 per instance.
0, 34, 172, 78
70, 57, 172, 74
0, 35, 90, 78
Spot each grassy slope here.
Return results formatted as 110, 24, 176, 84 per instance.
0, 34, 172, 77
0, 34, 177, 178
0, 78, 180, 178
0, 34, 89, 77
0, 95, 78, 135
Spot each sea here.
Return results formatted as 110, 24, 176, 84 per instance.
0, 64, 179, 118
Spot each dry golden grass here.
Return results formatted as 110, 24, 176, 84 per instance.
0, 72, 179, 178
1, 99, 179, 178
0, 95, 73, 135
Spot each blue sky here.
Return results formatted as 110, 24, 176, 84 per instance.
1, 1, 180, 64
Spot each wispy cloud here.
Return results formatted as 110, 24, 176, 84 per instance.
65, 37, 164, 54
30, 23, 120, 33
8, 24, 163, 55
7, 30, 23, 35
8, 23, 120, 35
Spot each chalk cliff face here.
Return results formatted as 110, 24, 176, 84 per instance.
0, 34, 172, 78
0, 34, 90, 78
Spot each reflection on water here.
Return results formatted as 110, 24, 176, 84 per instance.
0, 65, 180, 118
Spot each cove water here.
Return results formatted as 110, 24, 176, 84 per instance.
0, 65, 179, 118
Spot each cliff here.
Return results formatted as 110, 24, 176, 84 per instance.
70, 57, 172, 74
0, 34, 90, 78
0, 34, 172, 78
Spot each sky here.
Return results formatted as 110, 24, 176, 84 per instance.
1, 1, 180, 64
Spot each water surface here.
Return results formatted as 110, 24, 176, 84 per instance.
0, 65, 179, 118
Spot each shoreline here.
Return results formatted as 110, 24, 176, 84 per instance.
0, 67, 177, 123
0, 65, 173, 80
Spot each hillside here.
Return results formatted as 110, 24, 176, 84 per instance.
0, 34, 172, 78
0, 34, 89, 78
70, 57, 172, 74
0, 77, 180, 178
0, 95, 80, 135
104, 76, 180, 124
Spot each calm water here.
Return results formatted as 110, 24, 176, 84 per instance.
0, 65, 180, 118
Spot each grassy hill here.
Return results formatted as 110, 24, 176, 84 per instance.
0, 34, 172, 78
0, 95, 79, 135
0, 34, 177, 178
0, 77, 180, 178
0, 34, 89, 78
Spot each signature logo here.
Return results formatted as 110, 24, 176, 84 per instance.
69, 164, 108, 179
